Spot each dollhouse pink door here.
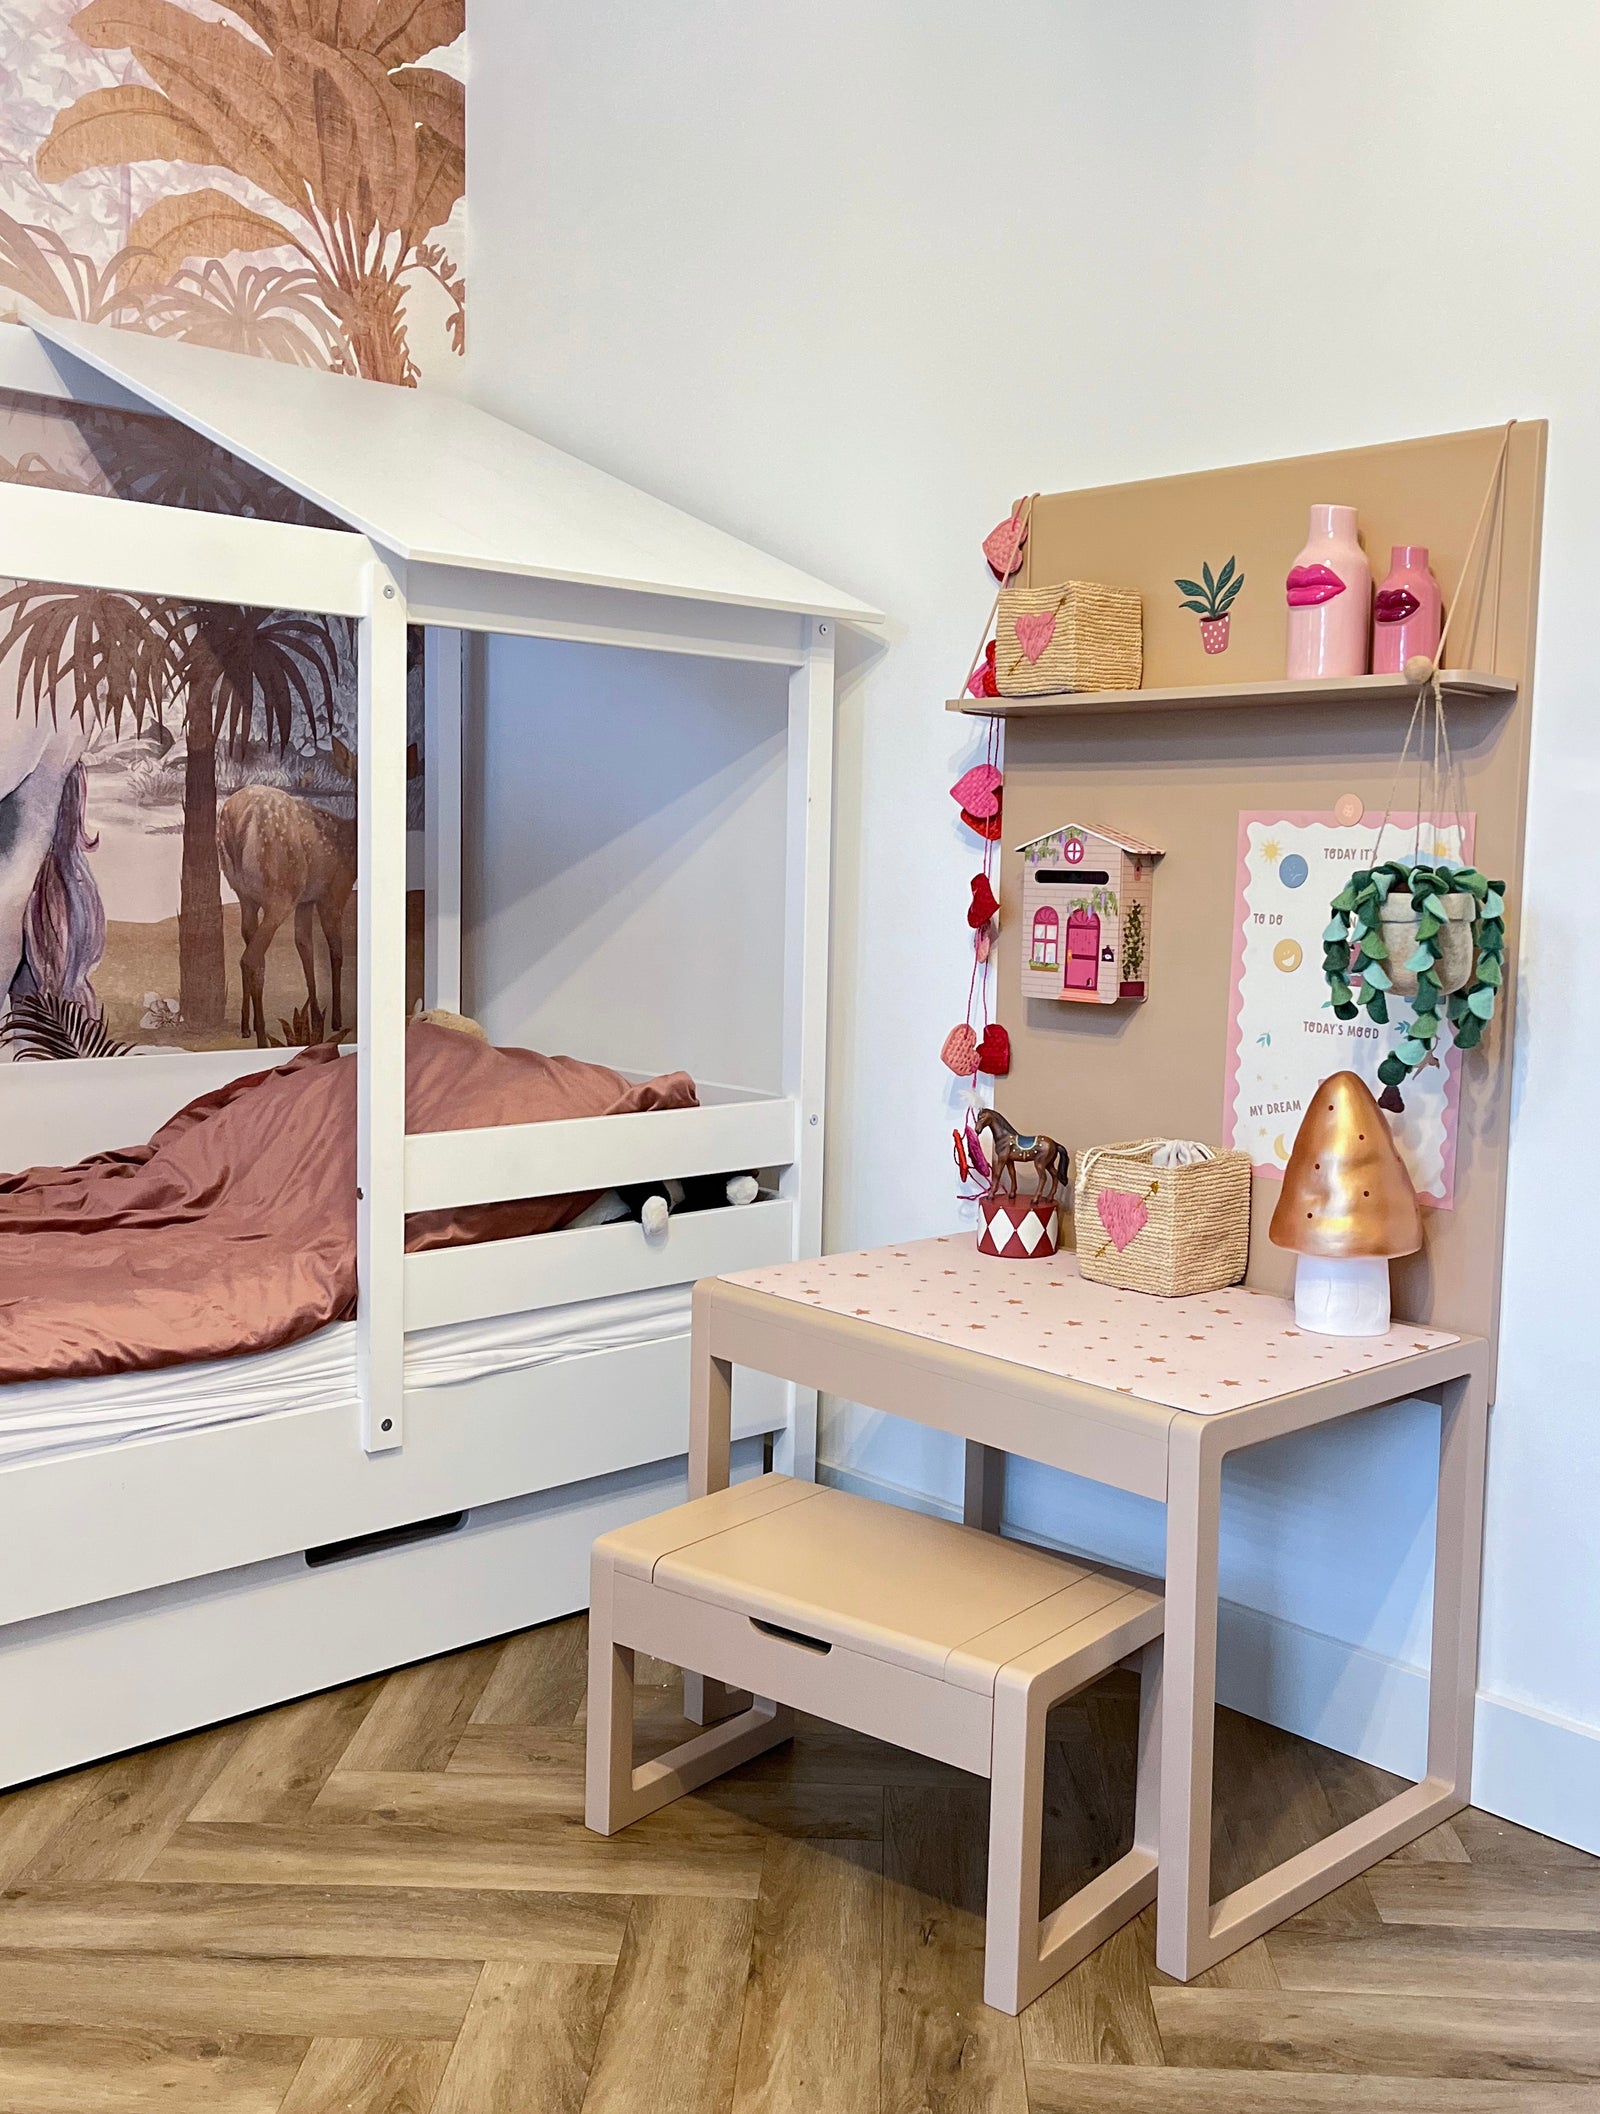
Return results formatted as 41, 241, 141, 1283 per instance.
1064, 910, 1100, 991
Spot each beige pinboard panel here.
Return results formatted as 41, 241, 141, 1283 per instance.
996, 423, 1546, 1383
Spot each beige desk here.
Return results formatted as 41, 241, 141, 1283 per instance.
688, 1236, 1489, 1981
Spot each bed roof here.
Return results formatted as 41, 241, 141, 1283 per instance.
27, 318, 880, 624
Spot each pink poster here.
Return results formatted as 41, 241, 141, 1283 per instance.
1224, 809, 1474, 1208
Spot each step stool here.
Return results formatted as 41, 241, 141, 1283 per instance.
585, 1474, 1164, 2013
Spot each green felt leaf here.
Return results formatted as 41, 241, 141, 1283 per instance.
1366, 992, 1390, 1024
1360, 961, 1391, 989
1323, 946, 1350, 974
1478, 957, 1503, 987
1415, 913, 1441, 940
1467, 986, 1497, 1019
1332, 1001, 1358, 1021
1395, 1037, 1428, 1066
1361, 932, 1390, 960
1378, 1053, 1408, 1086
1330, 886, 1357, 913
1322, 919, 1348, 943
1455, 1015, 1484, 1050
1424, 893, 1449, 918
1174, 578, 1205, 597
1459, 870, 1489, 900
1411, 1011, 1439, 1038
1404, 946, 1434, 973
1483, 891, 1505, 918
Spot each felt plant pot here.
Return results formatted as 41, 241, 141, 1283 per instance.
1377, 885, 1478, 998
1074, 1140, 1251, 1298
994, 581, 1142, 697
978, 1191, 1060, 1260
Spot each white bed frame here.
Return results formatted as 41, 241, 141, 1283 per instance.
0, 320, 878, 1788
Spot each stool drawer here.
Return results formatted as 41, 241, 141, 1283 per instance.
612, 1573, 994, 1776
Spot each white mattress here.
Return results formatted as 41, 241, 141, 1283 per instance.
0, 1286, 692, 1470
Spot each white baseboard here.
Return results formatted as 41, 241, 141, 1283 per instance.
817, 1456, 1600, 1857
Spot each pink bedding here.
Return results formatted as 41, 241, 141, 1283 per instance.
0, 1023, 697, 1384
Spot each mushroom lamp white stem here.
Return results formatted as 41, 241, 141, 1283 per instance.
1269, 1071, 1424, 1337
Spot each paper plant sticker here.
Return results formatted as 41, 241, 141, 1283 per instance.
1175, 556, 1244, 655
1096, 1188, 1149, 1252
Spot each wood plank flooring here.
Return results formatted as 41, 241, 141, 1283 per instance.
0, 1612, 1592, 2111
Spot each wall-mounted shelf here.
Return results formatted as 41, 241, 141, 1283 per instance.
947, 669, 1517, 720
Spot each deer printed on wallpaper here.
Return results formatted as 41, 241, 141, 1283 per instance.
218, 782, 356, 1047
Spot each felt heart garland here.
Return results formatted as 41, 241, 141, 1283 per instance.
977, 1023, 1010, 1076
940, 1023, 980, 1076
967, 872, 1000, 929
950, 763, 1002, 818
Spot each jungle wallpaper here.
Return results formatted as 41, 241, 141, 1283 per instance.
0, 0, 463, 1056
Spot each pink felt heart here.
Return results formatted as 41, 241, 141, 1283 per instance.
1096, 1188, 1148, 1252
1013, 608, 1057, 664
940, 1023, 979, 1076
983, 512, 1029, 579
950, 763, 1003, 819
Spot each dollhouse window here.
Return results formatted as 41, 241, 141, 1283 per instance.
1031, 906, 1060, 965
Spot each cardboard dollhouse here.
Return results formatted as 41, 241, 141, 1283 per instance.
1018, 823, 1162, 1005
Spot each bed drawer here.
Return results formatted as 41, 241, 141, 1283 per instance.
405, 1197, 796, 1331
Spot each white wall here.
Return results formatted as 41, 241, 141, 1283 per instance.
465, 0, 1600, 1847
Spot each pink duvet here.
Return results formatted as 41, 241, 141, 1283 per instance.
0, 1023, 697, 1384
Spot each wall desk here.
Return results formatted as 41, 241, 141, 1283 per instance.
688, 1236, 1488, 1982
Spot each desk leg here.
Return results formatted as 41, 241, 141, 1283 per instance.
1155, 1372, 1491, 1981
963, 1441, 1006, 1534
684, 1296, 741, 1726
1156, 1416, 1222, 1980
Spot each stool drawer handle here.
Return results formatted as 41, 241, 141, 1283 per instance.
750, 1617, 832, 1655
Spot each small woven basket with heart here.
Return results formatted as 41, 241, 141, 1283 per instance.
1074, 1139, 1250, 1298
995, 581, 1142, 697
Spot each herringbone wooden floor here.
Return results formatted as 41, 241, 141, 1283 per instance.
0, 1613, 1594, 2112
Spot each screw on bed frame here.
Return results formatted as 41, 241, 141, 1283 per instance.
381, 1418, 393, 1432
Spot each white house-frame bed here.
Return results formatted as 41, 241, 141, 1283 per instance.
0, 318, 879, 1789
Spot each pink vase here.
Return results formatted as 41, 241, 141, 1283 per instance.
1285, 504, 1372, 679
1371, 544, 1442, 675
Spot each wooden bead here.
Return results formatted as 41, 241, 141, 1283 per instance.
1403, 654, 1437, 686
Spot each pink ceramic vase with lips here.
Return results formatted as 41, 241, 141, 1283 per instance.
1285, 504, 1372, 679
1371, 545, 1442, 674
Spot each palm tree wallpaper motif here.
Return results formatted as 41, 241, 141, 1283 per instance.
0, 1, 463, 1055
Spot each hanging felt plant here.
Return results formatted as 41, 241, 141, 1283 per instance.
1321, 860, 1506, 1110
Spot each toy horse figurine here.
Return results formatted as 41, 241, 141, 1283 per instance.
975, 1109, 1070, 1207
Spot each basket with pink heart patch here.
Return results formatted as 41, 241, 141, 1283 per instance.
995, 579, 1143, 698
1073, 1138, 1250, 1298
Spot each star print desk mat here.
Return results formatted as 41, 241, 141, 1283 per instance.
727, 1237, 1458, 1414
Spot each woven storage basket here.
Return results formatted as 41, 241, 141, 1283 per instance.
995, 580, 1142, 696
1074, 1140, 1250, 1298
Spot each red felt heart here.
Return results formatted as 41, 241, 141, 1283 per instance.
977, 1023, 1011, 1076
983, 511, 1029, 580
961, 804, 1003, 841
940, 1023, 979, 1076
967, 873, 1000, 929
964, 640, 1000, 699
950, 763, 1003, 818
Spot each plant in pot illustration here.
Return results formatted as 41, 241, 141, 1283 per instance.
1175, 557, 1244, 655
1270, 1071, 1422, 1336
1321, 860, 1507, 1110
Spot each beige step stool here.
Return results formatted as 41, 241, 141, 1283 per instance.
585, 1474, 1164, 2013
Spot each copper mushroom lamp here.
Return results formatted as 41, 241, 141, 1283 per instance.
1269, 1071, 1423, 1336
